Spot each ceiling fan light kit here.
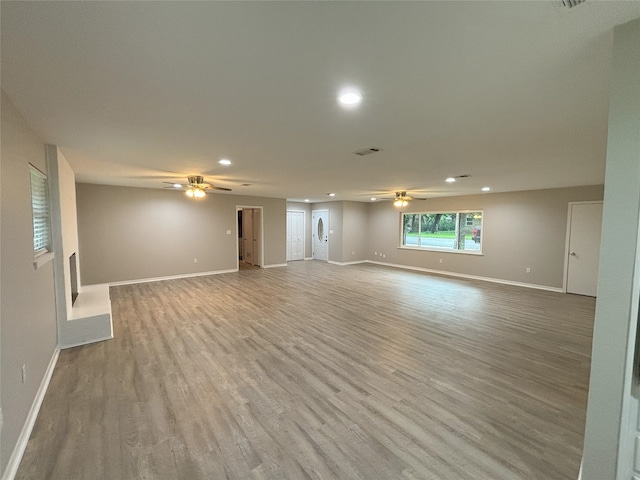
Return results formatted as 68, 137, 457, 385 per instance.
163, 175, 232, 199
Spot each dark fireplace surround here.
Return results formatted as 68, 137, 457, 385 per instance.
70, 252, 79, 306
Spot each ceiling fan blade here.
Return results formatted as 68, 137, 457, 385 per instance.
207, 185, 232, 191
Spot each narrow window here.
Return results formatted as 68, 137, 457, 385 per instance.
30, 165, 51, 256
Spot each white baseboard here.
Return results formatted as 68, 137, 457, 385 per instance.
263, 263, 287, 269
366, 260, 564, 293
3, 347, 60, 480
577, 459, 582, 480
109, 268, 238, 286
328, 260, 368, 266
304, 257, 314, 261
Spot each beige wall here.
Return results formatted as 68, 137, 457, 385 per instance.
342, 201, 368, 263
76, 184, 286, 284
1, 91, 58, 475
367, 185, 604, 288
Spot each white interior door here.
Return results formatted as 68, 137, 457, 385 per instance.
566, 202, 603, 296
286, 212, 293, 261
287, 211, 304, 261
312, 210, 328, 261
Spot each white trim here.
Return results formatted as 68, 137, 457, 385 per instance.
577, 459, 583, 480
366, 260, 564, 293
109, 268, 238, 286
328, 260, 368, 266
33, 251, 54, 269
3, 347, 60, 480
304, 257, 313, 261
263, 263, 287, 269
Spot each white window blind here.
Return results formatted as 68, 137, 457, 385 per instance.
30, 165, 50, 255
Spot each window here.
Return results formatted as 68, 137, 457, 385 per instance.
401, 210, 483, 253
30, 165, 51, 255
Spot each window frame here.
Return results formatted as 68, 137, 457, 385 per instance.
399, 209, 483, 255
29, 164, 52, 258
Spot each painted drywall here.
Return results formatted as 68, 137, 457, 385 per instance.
367, 185, 604, 289
286, 201, 312, 259
76, 184, 286, 284
1, 91, 58, 476
342, 201, 368, 263
582, 18, 640, 480
47, 146, 80, 320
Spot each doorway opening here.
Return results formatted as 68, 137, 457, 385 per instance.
237, 206, 264, 268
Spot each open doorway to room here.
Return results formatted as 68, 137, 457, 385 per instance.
237, 206, 264, 269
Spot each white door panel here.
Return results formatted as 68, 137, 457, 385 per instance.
566, 202, 603, 296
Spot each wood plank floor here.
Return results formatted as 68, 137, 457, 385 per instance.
16, 261, 595, 480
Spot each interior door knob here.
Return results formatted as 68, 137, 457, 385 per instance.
570, 252, 576, 256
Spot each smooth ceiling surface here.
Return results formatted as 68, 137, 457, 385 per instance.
2, 1, 639, 202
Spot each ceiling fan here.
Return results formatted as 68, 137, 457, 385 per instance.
163, 175, 232, 199
378, 191, 428, 207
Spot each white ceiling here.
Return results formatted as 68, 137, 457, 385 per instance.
2, 1, 639, 202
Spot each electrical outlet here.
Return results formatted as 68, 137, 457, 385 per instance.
226, 230, 231, 235
374, 251, 378, 256
382, 254, 386, 258
525, 267, 531, 273
193, 258, 198, 264
22, 364, 27, 384
439, 258, 443, 264
352, 250, 355, 255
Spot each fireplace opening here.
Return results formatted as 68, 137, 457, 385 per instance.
70, 253, 79, 306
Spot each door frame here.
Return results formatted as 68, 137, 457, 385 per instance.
563, 200, 603, 293
236, 206, 264, 268
286, 209, 306, 262
312, 209, 329, 261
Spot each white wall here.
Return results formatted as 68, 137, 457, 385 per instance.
582, 18, 640, 480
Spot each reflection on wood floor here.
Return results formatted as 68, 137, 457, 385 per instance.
16, 261, 594, 479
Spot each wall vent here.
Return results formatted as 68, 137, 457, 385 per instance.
353, 147, 382, 156
561, 0, 586, 8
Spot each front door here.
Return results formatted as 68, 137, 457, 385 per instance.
566, 202, 603, 296
312, 210, 328, 261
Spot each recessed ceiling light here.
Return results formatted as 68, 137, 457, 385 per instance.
370, 197, 377, 201
219, 159, 232, 166
328, 193, 336, 197
337, 88, 363, 108
482, 186, 491, 192
173, 183, 181, 188
445, 177, 456, 183
304, 199, 310, 203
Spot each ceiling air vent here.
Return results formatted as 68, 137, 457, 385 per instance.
561, 0, 585, 8
353, 147, 382, 156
